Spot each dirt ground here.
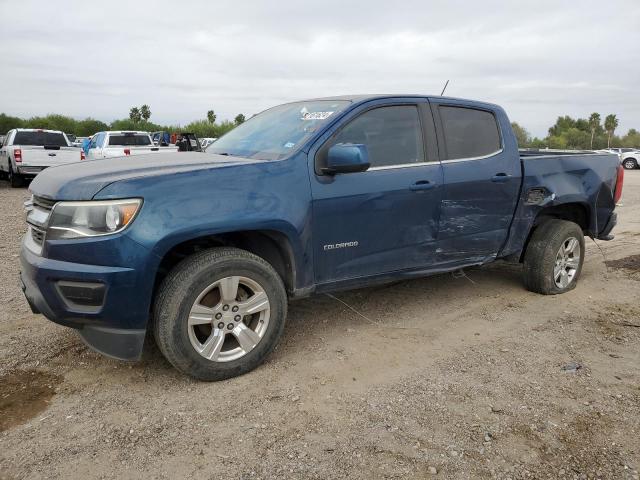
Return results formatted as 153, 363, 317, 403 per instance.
1, 172, 639, 480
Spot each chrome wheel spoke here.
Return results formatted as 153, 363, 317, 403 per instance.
188, 303, 215, 326
232, 323, 261, 353
566, 257, 580, 268
565, 238, 578, 254
199, 329, 225, 360
239, 291, 269, 315
219, 276, 240, 302
188, 275, 271, 363
554, 264, 563, 280
559, 269, 569, 288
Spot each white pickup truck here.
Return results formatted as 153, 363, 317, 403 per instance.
86, 131, 178, 160
0, 129, 84, 187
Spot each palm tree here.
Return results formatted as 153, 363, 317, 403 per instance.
604, 114, 619, 148
207, 110, 216, 124
129, 107, 141, 123
140, 105, 151, 122
588, 113, 600, 149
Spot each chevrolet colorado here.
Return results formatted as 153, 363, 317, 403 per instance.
20, 95, 623, 380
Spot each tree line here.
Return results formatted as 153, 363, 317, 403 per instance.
0, 105, 247, 140
1, 106, 637, 150
512, 113, 640, 150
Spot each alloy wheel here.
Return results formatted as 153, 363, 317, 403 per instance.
187, 276, 271, 362
553, 237, 580, 289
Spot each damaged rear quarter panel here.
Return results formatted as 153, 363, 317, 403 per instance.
500, 153, 619, 258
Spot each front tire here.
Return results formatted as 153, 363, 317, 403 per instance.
623, 158, 637, 170
523, 219, 585, 295
153, 247, 287, 381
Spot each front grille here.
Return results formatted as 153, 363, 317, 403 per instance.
32, 195, 56, 211
31, 226, 46, 245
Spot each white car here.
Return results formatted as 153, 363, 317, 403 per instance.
86, 131, 178, 160
0, 129, 84, 187
621, 150, 640, 170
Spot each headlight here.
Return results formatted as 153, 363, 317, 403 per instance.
47, 199, 142, 240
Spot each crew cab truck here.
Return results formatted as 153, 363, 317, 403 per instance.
0, 129, 84, 187
20, 95, 623, 381
86, 131, 178, 160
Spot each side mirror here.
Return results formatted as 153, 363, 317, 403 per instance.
322, 143, 370, 175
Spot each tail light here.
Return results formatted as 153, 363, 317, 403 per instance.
124, 148, 131, 156
14, 148, 22, 163
80, 150, 86, 161
614, 164, 624, 204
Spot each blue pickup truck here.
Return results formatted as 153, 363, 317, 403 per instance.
20, 95, 624, 380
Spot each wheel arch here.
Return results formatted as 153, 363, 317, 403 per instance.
519, 202, 590, 262
152, 229, 298, 302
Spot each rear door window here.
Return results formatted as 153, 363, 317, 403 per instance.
108, 134, 151, 146
439, 106, 501, 160
13, 131, 68, 147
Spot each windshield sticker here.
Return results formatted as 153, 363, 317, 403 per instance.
302, 111, 334, 121
284, 142, 295, 148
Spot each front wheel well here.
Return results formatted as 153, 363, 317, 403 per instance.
154, 230, 296, 299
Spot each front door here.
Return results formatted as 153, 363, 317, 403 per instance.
309, 100, 443, 284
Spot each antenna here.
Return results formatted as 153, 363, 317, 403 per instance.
440, 80, 450, 96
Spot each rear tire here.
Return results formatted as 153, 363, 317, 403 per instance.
623, 158, 637, 170
8, 164, 22, 188
153, 247, 287, 381
523, 219, 585, 295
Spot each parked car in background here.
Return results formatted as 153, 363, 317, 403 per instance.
603, 148, 636, 158
621, 150, 640, 170
0, 135, 5, 147
21, 95, 623, 380
152, 131, 203, 152
72, 136, 88, 148
0, 129, 84, 187
86, 131, 178, 160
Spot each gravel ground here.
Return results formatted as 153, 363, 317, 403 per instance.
1, 172, 639, 480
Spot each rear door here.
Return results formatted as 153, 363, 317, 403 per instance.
429, 100, 521, 265
309, 98, 443, 284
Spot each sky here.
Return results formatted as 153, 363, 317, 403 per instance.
0, 0, 638, 138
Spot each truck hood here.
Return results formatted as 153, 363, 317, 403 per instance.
29, 152, 262, 200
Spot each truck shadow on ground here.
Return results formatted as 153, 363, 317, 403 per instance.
131, 263, 526, 380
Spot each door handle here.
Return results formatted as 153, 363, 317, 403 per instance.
491, 173, 511, 183
410, 180, 436, 191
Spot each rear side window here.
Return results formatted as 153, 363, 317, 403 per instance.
108, 134, 151, 146
13, 131, 68, 147
331, 105, 425, 168
439, 106, 501, 160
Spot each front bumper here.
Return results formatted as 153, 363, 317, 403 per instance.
19, 235, 153, 360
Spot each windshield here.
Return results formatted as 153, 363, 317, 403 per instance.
14, 131, 68, 147
206, 100, 350, 160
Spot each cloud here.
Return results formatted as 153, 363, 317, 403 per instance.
0, 0, 638, 137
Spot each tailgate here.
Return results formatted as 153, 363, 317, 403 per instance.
19, 147, 82, 170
